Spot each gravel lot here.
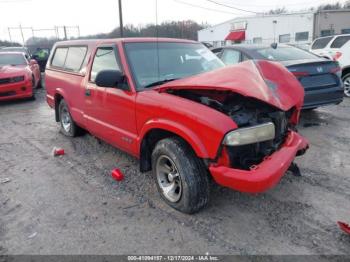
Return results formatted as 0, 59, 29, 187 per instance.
0, 85, 349, 255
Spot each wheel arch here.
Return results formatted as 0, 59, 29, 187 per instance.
138, 120, 209, 173
342, 66, 350, 79
54, 91, 66, 122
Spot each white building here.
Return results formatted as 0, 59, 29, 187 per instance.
198, 12, 315, 47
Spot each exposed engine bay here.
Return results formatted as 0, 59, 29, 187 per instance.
168, 89, 295, 170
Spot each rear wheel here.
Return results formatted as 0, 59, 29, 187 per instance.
343, 73, 350, 97
58, 100, 79, 137
152, 137, 209, 214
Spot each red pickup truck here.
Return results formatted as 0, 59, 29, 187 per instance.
45, 38, 309, 213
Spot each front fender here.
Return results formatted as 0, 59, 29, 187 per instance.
138, 118, 209, 158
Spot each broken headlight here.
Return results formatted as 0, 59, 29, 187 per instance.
223, 122, 275, 146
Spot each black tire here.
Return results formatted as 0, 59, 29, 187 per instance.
342, 73, 350, 97
58, 99, 79, 137
29, 93, 35, 101
36, 77, 42, 89
151, 137, 209, 214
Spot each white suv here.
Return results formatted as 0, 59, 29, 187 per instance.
310, 34, 350, 97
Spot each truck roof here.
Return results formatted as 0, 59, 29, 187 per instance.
54, 37, 197, 47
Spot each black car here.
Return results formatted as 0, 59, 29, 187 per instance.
212, 44, 344, 109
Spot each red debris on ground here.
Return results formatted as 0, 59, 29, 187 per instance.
52, 148, 65, 157
111, 169, 124, 181
338, 221, 350, 235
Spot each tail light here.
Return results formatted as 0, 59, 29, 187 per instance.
333, 52, 342, 61
292, 71, 309, 77
330, 66, 341, 74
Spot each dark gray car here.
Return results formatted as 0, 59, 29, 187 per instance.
212, 44, 344, 109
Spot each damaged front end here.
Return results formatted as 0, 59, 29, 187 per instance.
157, 60, 309, 193
169, 90, 299, 170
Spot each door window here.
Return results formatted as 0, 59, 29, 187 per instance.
330, 35, 350, 48
221, 49, 241, 65
311, 36, 333, 50
64, 47, 87, 72
90, 47, 120, 82
51, 47, 68, 68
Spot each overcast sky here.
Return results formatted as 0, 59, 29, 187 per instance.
0, 0, 347, 43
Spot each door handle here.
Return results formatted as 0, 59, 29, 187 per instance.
85, 89, 91, 96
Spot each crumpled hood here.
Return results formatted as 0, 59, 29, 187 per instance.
0, 65, 29, 78
157, 60, 305, 111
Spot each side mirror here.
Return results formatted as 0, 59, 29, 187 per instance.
95, 70, 125, 88
29, 59, 38, 66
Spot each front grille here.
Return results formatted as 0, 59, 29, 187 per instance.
0, 91, 16, 97
0, 78, 11, 85
227, 109, 292, 170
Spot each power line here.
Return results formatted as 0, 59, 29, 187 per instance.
0, 0, 31, 3
208, 0, 335, 8
173, 0, 239, 15
205, 0, 261, 14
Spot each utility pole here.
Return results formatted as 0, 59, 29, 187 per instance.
63, 26, 67, 40
19, 24, 25, 46
8, 27, 12, 42
272, 20, 277, 44
118, 0, 124, 37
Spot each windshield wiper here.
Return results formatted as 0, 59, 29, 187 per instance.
144, 78, 179, 88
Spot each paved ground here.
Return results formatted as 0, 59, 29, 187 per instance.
0, 86, 349, 255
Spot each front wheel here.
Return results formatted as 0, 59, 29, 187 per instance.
343, 73, 350, 97
152, 137, 209, 214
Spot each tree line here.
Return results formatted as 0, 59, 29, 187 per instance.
19, 20, 206, 52
267, 0, 350, 14
81, 20, 207, 40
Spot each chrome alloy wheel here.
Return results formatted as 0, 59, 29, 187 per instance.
344, 76, 350, 97
61, 107, 72, 133
156, 155, 182, 203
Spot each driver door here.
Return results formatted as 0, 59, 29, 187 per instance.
84, 45, 137, 154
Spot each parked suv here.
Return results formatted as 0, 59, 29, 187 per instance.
45, 38, 309, 213
310, 34, 350, 96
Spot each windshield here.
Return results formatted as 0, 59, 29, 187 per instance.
124, 42, 224, 90
0, 53, 27, 66
257, 47, 317, 61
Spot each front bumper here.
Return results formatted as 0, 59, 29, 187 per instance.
0, 81, 33, 102
209, 131, 309, 193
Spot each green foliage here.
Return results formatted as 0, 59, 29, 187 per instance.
81, 20, 207, 40
268, 1, 350, 14
266, 7, 287, 15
